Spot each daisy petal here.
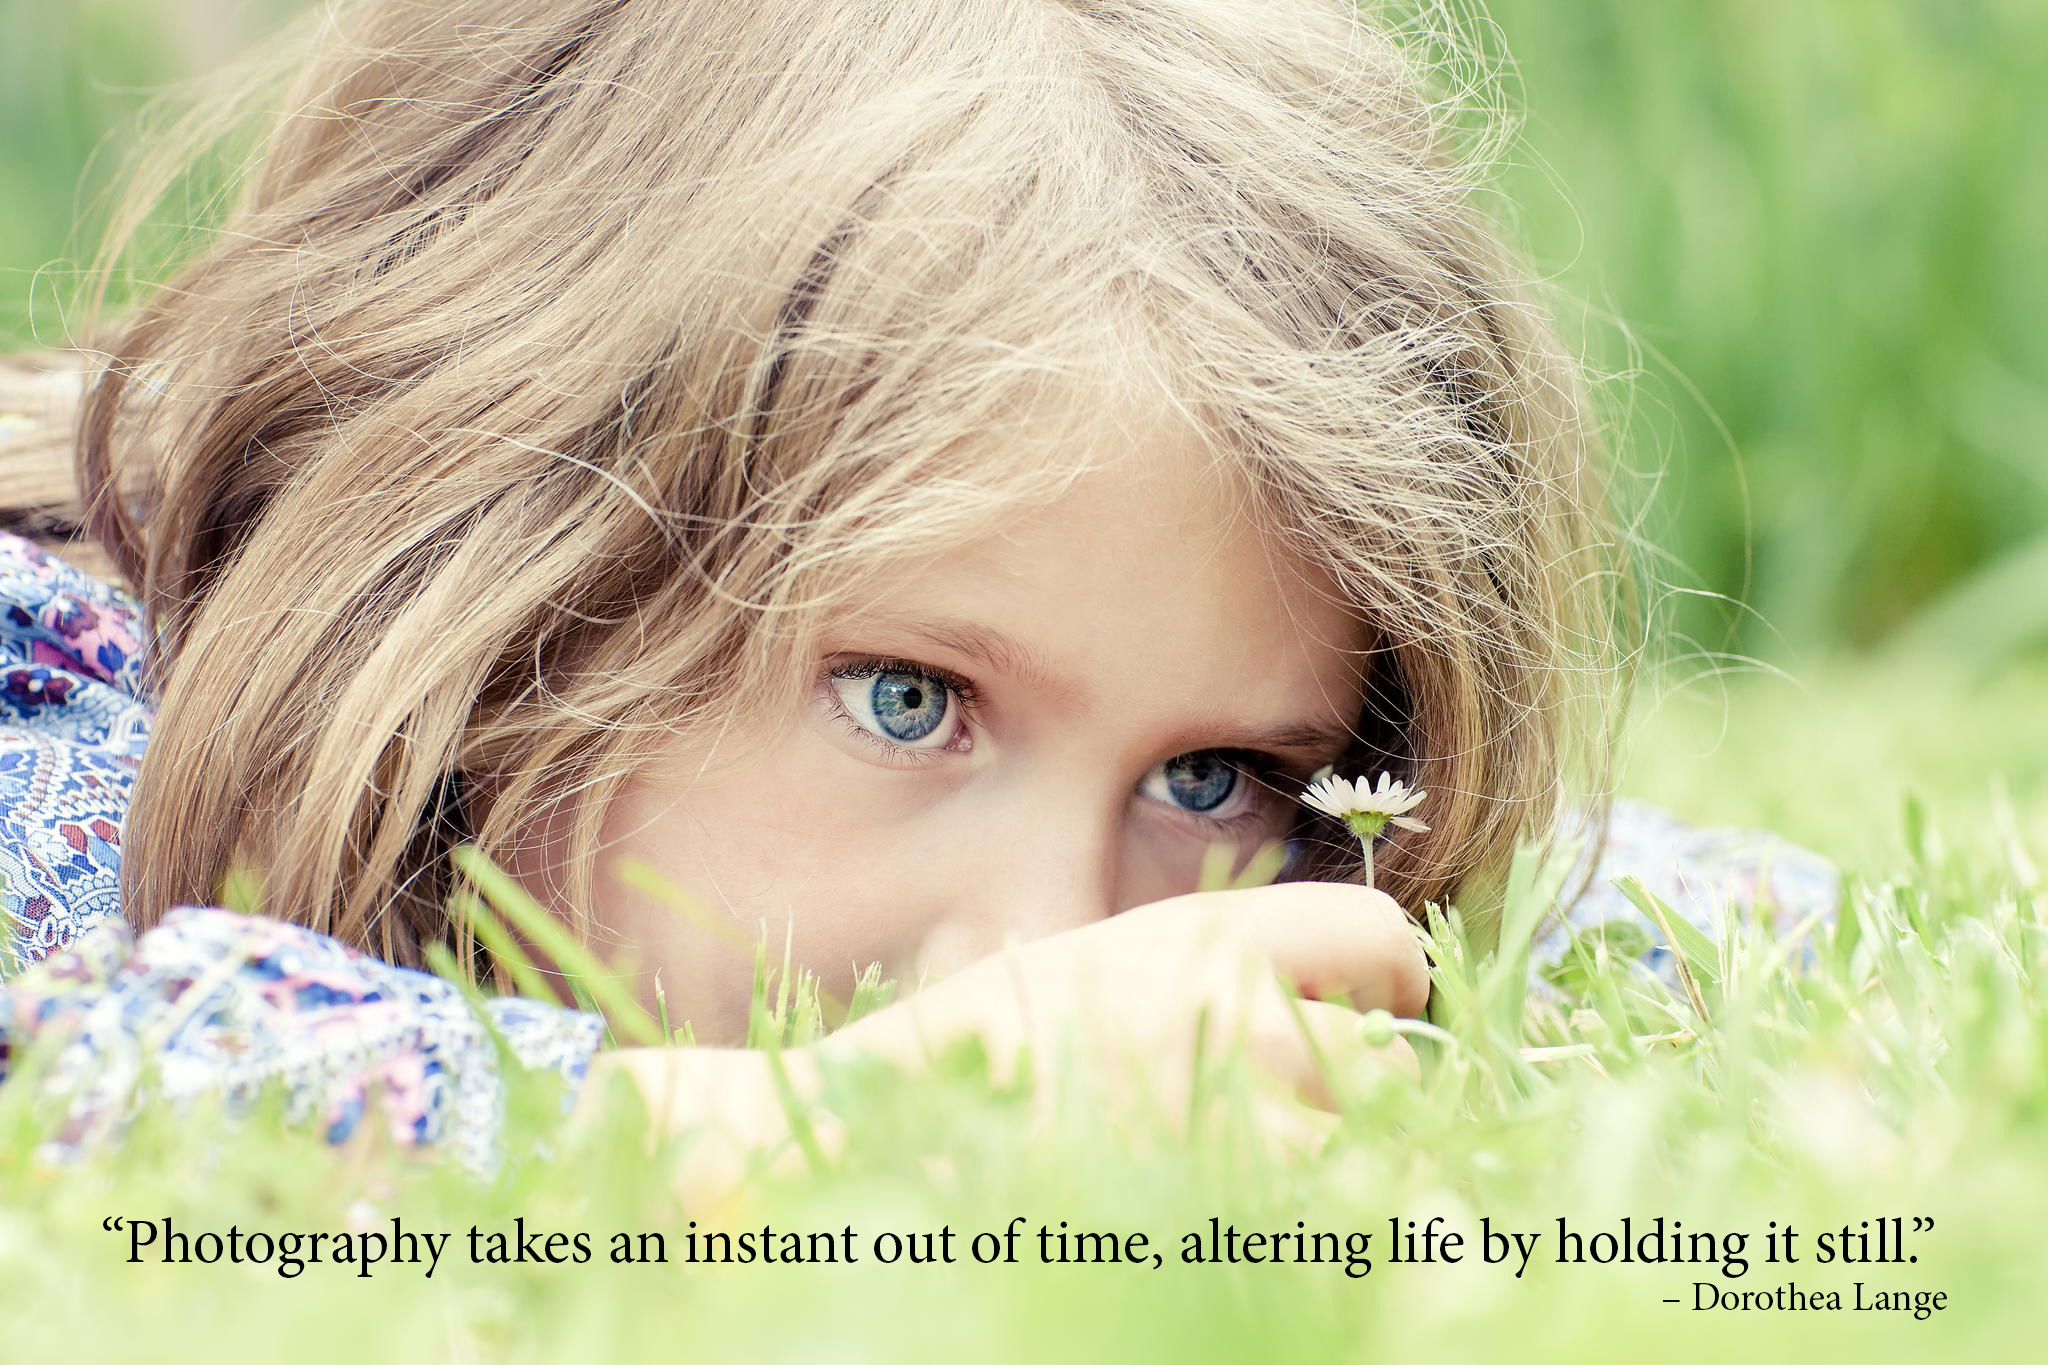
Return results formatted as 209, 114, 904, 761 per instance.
1296, 770, 1429, 824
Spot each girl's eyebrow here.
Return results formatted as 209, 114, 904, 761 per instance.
900, 618, 1358, 759
901, 619, 1084, 705
888, 618, 1064, 695
1225, 719, 1358, 761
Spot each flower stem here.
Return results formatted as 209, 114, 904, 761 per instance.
1343, 811, 1388, 892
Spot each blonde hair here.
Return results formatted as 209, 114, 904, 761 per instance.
59, 0, 1613, 967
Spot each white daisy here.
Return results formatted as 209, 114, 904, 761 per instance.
1299, 769, 1427, 891
1299, 769, 1429, 834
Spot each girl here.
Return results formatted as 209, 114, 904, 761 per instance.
0, 0, 1829, 1174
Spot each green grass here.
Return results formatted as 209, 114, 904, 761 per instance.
0, 662, 2040, 1359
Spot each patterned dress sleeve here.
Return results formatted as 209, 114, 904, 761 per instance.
1, 909, 603, 1173
0, 533, 604, 1171
1544, 797, 1842, 988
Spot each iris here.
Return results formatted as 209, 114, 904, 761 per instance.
1156, 751, 1237, 812
868, 669, 948, 742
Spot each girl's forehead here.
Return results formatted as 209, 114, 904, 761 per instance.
832, 436, 1371, 732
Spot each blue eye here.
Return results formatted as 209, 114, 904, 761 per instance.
1140, 751, 1243, 815
829, 666, 960, 750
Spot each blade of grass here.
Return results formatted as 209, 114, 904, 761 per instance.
1196, 841, 1235, 894
1229, 839, 1290, 891
450, 845, 664, 1048
450, 887, 561, 1005
1614, 876, 1716, 1025
1482, 838, 1584, 1036
616, 855, 862, 1031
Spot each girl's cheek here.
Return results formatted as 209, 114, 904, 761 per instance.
688, 730, 961, 913
584, 758, 940, 1043
1118, 829, 1212, 908
1119, 814, 1285, 907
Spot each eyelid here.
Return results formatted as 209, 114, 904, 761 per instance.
822, 654, 984, 711
1204, 748, 1311, 794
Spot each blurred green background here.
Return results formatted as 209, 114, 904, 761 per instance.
1, 0, 2043, 666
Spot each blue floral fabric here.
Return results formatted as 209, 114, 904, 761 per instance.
0, 534, 602, 1170
1549, 799, 1840, 984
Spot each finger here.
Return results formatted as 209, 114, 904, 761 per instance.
1240, 995, 1421, 1110
1362, 1034, 1422, 1085
1260, 883, 1430, 1016
1163, 881, 1430, 1018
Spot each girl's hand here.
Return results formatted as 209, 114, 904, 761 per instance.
579, 882, 1429, 1199
823, 880, 1429, 1104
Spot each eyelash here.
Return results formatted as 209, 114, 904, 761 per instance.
818, 655, 1304, 833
